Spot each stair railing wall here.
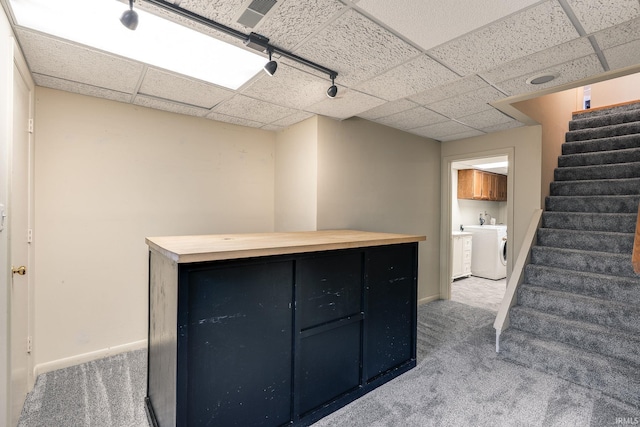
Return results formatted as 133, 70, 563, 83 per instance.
634, 201, 640, 274
494, 208, 543, 352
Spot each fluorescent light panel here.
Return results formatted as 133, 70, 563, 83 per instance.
475, 161, 508, 170
9, 0, 266, 89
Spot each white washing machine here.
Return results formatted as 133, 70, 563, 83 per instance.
463, 225, 507, 280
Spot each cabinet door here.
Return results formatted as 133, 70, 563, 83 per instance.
296, 251, 363, 416
451, 235, 463, 279
178, 260, 294, 427
491, 173, 499, 201
463, 236, 472, 275
480, 172, 492, 200
458, 169, 483, 199
364, 244, 417, 382
497, 174, 507, 201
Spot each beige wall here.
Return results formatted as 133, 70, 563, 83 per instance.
33, 88, 276, 370
274, 116, 318, 231
316, 116, 442, 303
441, 125, 542, 292
514, 91, 575, 204
514, 72, 640, 205
32, 91, 445, 374
577, 73, 640, 110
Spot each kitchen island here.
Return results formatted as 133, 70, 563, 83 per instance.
145, 230, 425, 427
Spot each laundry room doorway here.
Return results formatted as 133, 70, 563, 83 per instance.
440, 148, 514, 312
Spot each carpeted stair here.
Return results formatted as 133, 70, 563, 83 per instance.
499, 101, 640, 407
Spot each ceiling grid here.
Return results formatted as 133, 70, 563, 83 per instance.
2, 0, 640, 140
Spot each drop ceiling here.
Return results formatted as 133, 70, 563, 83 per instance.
3, 0, 640, 141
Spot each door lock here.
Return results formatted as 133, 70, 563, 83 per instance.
12, 266, 26, 276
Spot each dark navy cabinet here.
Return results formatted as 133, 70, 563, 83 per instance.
296, 251, 364, 417
145, 231, 422, 427
178, 260, 294, 426
365, 244, 417, 383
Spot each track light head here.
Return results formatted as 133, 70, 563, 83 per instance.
327, 76, 337, 98
264, 50, 277, 76
264, 60, 277, 76
120, 0, 138, 31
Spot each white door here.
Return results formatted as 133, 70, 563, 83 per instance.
10, 57, 32, 427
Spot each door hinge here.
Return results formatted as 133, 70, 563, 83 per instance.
27, 228, 33, 243
28, 118, 34, 133
27, 336, 32, 354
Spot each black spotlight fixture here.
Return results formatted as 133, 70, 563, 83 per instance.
327, 76, 337, 98
264, 50, 277, 76
120, 0, 139, 31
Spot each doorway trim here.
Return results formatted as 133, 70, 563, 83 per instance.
440, 147, 515, 300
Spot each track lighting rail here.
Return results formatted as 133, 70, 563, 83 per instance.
142, 0, 338, 81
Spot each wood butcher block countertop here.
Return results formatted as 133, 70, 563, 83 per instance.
146, 229, 426, 263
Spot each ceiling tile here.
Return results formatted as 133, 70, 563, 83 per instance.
408, 75, 488, 106
241, 63, 330, 109
177, 0, 248, 32
566, 0, 640, 34
294, 9, 421, 86
212, 94, 299, 123
15, 29, 143, 93
427, 86, 506, 118
373, 107, 448, 130
428, 1, 579, 75
356, 0, 541, 50
354, 55, 460, 101
456, 108, 514, 130
206, 112, 264, 128
304, 89, 385, 120
438, 129, 486, 142
357, 99, 419, 120
495, 55, 604, 96
410, 120, 475, 138
604, 40, 640, 71
410, 120, 483, 140
255, 0, 346, 50
32, 74, 133, 104
139, 68, 233, 109
270, 111, 316, 128
136, 1, 244, 48
261, 124, 283, 131
479, 38, 595, 85
594, 17, 640, 50
134, 95, 210, 117
482, 120, 524, 134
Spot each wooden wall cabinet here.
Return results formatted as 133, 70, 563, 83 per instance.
457, 169, 507, 201
145, 230, 425, 427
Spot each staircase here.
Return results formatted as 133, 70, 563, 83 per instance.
499, 102, 640, 407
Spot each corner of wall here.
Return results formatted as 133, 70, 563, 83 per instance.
274, 115, 319, 232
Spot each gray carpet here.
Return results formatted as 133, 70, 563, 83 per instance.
450, 276, 506, 312
18, 350, 147, 427
500, 102, 640, 407
18, 300, 639, 426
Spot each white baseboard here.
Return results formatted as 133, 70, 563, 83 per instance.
418, 294, 440, 305
33, 296, 440, 378
33, 339, 148, 379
